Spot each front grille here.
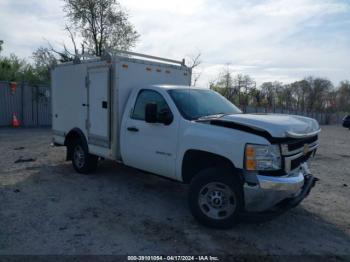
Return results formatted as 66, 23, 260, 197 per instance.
287, 135, 318, 151
290, 151, 314, 170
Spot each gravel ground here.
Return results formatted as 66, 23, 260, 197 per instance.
0, 126, 349, 256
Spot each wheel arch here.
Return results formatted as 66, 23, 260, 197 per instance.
181, 149, 243, 184
64, 128, 88, 161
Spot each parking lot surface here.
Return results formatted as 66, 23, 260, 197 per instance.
0, 126, 349, 255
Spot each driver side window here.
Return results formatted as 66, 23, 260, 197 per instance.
132, 90, 171, 121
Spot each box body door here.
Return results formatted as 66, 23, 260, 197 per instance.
87, 66, 110, 148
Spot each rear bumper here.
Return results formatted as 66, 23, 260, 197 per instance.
243, 163, 315, 212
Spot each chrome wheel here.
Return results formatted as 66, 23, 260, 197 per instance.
198, 182, 236, 220
73, 145, 85, 169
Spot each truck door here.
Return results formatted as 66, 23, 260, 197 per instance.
87, 66, 110, 148
121, 89, 179, 179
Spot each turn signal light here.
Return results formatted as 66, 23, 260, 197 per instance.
245, 146, 255, 158
245, 145, 256, 170
246, 159, 256, 171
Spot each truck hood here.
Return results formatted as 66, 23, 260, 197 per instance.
216, 114, 321, 138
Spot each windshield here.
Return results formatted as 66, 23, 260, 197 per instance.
168, 89, 242, 120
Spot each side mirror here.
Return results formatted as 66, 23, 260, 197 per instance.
145, 103, 157, 123
158, 108, 173, 126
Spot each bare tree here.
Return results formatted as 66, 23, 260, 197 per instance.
31, 47, 58, 83
63, 0, 139, 56
233, 74, 256, 108
187, 53, 202, 69
32, 0, 140, 82
337, 81, 350, 112
33, 47, 58, 69
45, 40, 75, 63
248, 87, 262, 108
215, 64, 235, 101
65, 25, 79, 56
290, 80, 309, 112
0, 40, 3, 53
260, 82, 275, 111
186, 53, 202, 86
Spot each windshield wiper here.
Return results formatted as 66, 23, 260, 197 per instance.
195, 113, 229, 121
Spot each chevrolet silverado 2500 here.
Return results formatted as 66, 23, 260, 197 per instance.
52, 51, 320, 228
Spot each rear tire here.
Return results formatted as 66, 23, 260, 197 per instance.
71, 139, 98, 174
188, 167, 243, 229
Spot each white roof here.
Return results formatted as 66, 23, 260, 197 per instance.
151, 85, 209, 90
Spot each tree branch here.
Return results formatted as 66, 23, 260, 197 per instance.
65, 25, 78, 56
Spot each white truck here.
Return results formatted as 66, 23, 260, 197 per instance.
52, 51, 320, 228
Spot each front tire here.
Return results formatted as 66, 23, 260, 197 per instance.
188, 167, 243, 229
71, 139, 98, 174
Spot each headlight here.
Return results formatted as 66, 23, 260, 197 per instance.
245, 144, 282, 171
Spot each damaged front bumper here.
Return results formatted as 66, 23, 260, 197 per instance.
243, 163, 317, 215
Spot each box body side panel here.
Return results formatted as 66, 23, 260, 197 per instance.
52, 62, 115, 159
52, 64, 88, 139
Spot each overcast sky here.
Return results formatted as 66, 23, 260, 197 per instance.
0, 0, 349, 87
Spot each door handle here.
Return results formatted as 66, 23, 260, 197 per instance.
127, 127, 139, 132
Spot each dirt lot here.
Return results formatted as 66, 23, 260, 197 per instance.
0, 126, 349, 256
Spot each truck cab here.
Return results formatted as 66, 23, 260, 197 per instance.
52, 52, 320, 228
